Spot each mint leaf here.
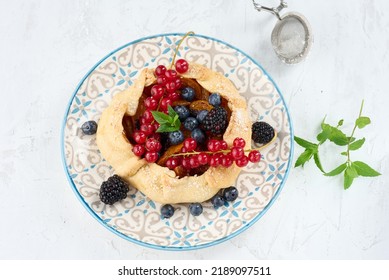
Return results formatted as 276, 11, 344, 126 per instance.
325, 163, 347, 176
340, 152, 348, 156
152, 106, 181, 132
156, 124, 179, 133
348, 137, 356, 142
353, 161, 381, 177
356, 116, 371, 129
151, 111, 170, 124
337, 119, 344, 127
167, 105, 176, 117
349, 138, 365, 150
344, 165, 358, 189
318, 122, 349, 145
295, 149, 314, 168
327, 126, 349, 146
313, 153, 325, 173
172, 115, 181, 128
317, 123, 332, 144
294, 136, 317, 150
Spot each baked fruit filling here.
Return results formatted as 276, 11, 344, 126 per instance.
122, 76, 232, 178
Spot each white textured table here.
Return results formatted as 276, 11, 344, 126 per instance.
1, 0, 388, 259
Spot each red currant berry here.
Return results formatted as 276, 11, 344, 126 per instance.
140, 124, 154, 136
150, 133, 161, 141
231, 147, 244, 160
182, 157, 191, 169
209, 154, 221, 167
155, 65, 166, 77
153, 123, 160, 132
165, 158, 174, 169
174, 77, 182, 89
144, 97, 158, 110
197, 153, 209, 165
151, 85, 165, 100
165, 81, 176, 93
248, 150, 261, 163
220, 140, 228, 150
181, 147, 188, 153
132, 144, 145, 157
140, 117, 148, 125
167, 91, 180, 101
143, 110, 154, 123
175, 59, 189, 74
235, 155, 249, 167
189, 156, 200, 168
166, 157, 180, 169
183, 138, 197, 151
160, 98, 172, 110
221, 154, 233, 167
233, 137, 246, 148
165, 69, 178, 81
207, 139, 221, 152
157, 75, 167, 86
133, 131, 147, 144
145, 152, 159, 163
145, 138, 162, 152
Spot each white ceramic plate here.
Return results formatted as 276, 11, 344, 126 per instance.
61, 33, 293, 250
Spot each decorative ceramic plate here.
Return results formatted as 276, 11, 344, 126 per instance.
61, 33, 293, 250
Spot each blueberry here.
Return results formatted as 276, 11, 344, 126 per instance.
196, 110, 208, 123
223, 186, 239, 202
191, 128, 206, 143
189, 203, 203, 216
81, 120, 98, 135
168, 130, 184, 145
208, 93, 221, 107
181, 87, 195, 101
211, 194, 225, 208
161, 204, 175, 219
174, 105, 190, 121
183, 117, 199, 131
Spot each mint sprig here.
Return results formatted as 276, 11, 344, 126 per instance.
151, 105, 181, 133
294, 100, 381, 189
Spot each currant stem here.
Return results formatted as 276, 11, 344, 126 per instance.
169, 31, 195, 69
171, 131, 278, 157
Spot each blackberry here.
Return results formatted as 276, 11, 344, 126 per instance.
252, 122, 275, 144
99, 175, 129, 205
202, 107, 228, 135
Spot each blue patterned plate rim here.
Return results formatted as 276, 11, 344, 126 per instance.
61, 32, 294, 251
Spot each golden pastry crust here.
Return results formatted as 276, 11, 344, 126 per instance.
96, 63, 251, 204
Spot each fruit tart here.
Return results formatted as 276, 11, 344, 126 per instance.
95, 33, 276, 208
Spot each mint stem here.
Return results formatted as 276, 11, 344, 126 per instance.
346, 99, 364, 164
